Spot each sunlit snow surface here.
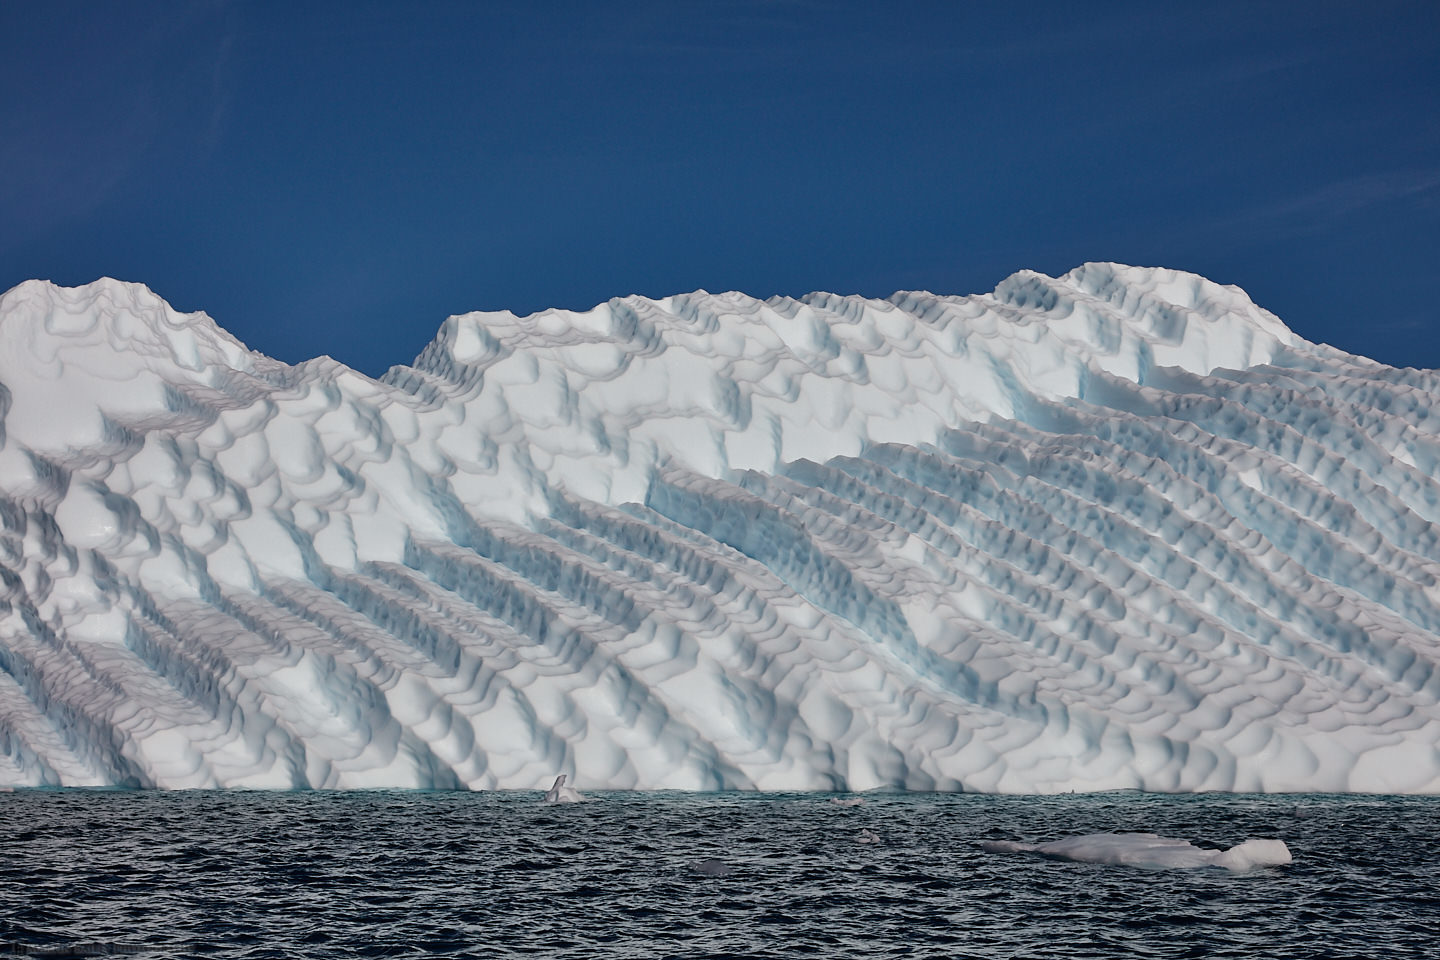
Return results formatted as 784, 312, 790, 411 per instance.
1, 263, 1438, 792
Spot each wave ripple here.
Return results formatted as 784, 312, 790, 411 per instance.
1, 791, 1435, 960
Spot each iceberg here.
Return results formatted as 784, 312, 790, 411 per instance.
0, 262, 1438, 793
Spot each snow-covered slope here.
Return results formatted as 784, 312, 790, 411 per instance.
1, 263, 1437, 792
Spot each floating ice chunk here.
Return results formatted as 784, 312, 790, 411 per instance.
1210, 838, 1293, 871
543, 774, 586, 804
981, 833, 1292, 871
829, 796, 865, 807
856, 828, 881, 844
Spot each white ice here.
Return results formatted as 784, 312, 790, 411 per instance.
543, 774, 585, 803
981, 833, 1293, 871
0, 264, 1438, 792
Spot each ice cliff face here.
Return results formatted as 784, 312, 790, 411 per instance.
1, 263, 1438, 792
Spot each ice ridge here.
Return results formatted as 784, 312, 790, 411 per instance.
0, 263, 1437, 792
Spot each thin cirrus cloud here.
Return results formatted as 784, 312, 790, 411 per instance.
0, 2, 236, 251
1210, 170, 1440, 240
0, 69, 160, 245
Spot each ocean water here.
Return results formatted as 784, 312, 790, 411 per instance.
3, 790, 1436, 959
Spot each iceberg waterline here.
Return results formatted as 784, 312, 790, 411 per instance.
0, 263, 1437, 792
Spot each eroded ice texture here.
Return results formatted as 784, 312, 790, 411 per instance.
1, 263, 1438, 791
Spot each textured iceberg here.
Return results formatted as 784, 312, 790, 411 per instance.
1, 263, 1438, 792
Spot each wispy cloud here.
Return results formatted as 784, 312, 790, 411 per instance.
0, 65, 162, 243
1216, 169, 1440, 237
0, 1, 241, 250
203, 12, 239, 154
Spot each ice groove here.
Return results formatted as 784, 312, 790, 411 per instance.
1, 264, 1439, 791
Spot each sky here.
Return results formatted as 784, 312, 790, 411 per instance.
3, 0, 1438, 377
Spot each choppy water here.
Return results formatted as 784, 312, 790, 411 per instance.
2, 790, 1436, 959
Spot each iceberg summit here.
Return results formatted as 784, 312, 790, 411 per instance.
1, 263, 1438, 793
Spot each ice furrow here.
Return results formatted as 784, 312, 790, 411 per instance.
4, 264, 1440, 790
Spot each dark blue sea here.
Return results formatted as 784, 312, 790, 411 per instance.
3, 790, 1436, 959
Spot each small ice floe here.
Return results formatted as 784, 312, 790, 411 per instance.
694, 858, 732, 877
543, 774, 586, 804
829, 796, 865, 807
981, 832, 1291, 872
856, 828, 881, 845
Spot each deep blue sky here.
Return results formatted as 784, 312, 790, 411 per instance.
4, 1, 1438, 376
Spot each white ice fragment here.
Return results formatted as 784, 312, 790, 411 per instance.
543, 774, 587, 803
981, 833, 1292, 871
